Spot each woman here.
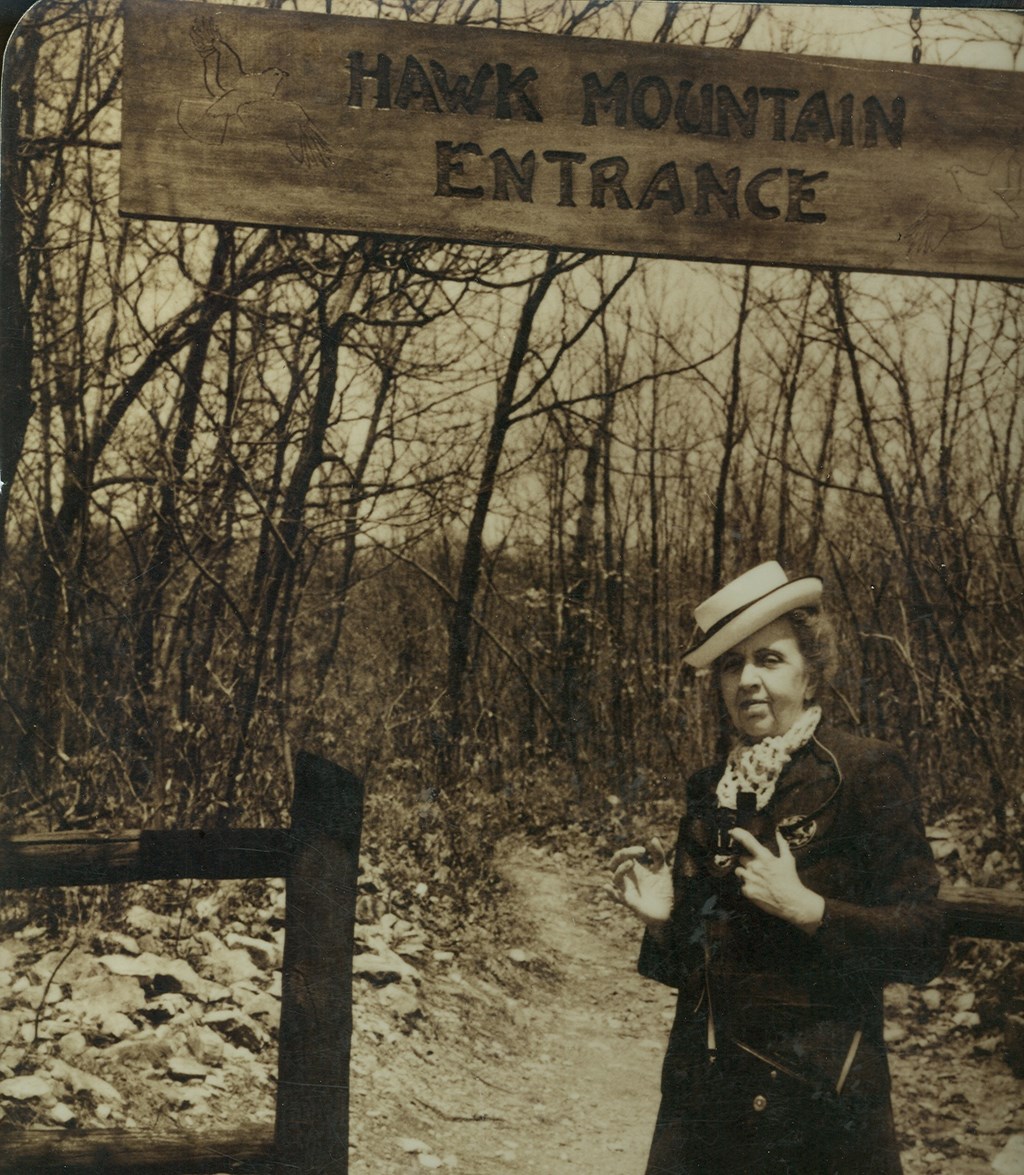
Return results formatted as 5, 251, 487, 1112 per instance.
610, 562, 946, 1175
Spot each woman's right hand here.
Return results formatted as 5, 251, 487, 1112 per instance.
607, 838, 673, 928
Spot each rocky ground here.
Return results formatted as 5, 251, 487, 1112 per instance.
0, 833, 1022, 1173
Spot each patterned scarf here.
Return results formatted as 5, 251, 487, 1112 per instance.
715, 704, 822, 812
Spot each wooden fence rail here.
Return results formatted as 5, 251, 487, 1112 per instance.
0, 1126, 276, 1173
938, 885, 1024, 943
3, 833, 1023, 939
0, 829, 292, 887
0, 750, 364, 1175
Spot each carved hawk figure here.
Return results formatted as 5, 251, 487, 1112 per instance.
905, 145, 1024, 255
177, 16, 334, 169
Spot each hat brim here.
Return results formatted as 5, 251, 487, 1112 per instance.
683, 577, 823, 669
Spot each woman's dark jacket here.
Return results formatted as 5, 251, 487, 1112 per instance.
639, 725, 946, 1175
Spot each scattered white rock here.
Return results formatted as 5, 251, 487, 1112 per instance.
72, 973, 146, 1016
98, 953, 158, 978
925, 828, 958, 861
17, 982, 62, 1008
883, 1023, 907, 1045
57, 1030, 88, 1059
195, 932, 261, 986
49, 1102, 76, 1125
0, 1075, 52, 1101
397, 936, 427, 958
163, 1083, 210, 1111
105, 1035, 176, 1067
378, 983, 421, 1020
103, 932, 142, 956
240, 992, 280, 1026
31, 949, 90, 987
0, 1048, 25, 1074
167, 1055, 209, 1082
973, 1035, 1001, 1056
142, 992, 191, 1022
47, 1058, 122, 1104
97, 1011, 137, 1040
399, 1137, 431, 1154
35, 1016, 77, 1042
98, 953, 230, 1004
919, 988, 942, 1012
201, 1009, 269, 1053
194, 894, 223, 923
124, 907, 167, 936
225, 933, 281, 969
353, 950, 419, 983
952, 1011, 981, 1029
185, 1025, 226, 1067
992, 1135, 1024, 1175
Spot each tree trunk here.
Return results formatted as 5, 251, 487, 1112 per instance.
443, 262, 559, 782
711, 266, 751, 589
0, 19, 42, 562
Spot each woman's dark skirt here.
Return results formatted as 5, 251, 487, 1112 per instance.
644, 1024, 903, 1175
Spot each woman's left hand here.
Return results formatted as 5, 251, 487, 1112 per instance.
730, 828, 825, 935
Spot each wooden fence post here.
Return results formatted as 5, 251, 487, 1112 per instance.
275, 751, 364, 1174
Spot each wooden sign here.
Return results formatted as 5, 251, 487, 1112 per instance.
120, 0, 1024, 281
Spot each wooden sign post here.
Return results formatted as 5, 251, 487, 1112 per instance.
121, 0, 1024, 281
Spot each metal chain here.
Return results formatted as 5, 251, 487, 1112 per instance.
910, 7, 923, 65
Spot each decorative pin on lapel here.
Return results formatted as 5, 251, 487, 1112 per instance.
778, 814, 817, 849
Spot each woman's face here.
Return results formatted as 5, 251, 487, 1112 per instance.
717, 617, 814, 741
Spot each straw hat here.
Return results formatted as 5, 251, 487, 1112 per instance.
683, 561, 823, 669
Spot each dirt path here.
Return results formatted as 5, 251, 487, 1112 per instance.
349, 839, 674, 1173
486, 841, 672, 1172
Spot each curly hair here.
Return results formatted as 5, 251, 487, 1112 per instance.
784, 606, 839, 700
